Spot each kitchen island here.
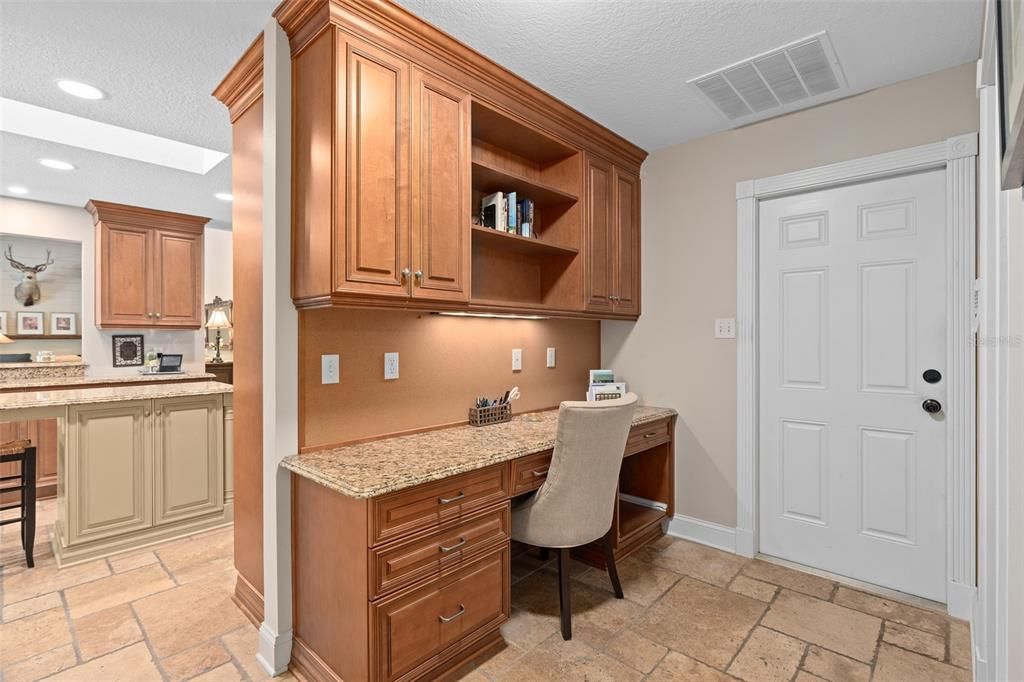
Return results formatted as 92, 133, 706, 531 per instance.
281, 406, 676, 682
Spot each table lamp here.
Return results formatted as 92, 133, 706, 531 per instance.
206, 309, 232, 364
0, 333, 12, 344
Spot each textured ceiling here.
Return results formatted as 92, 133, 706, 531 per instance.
0, 0, 983, 226
395, 0, 984, 152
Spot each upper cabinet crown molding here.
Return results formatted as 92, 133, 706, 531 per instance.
86, 201, 208, 235
212, 34, 265, 122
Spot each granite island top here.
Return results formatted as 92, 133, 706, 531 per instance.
0, 380, 232, 411
0, 371, 218, 390
282, 405, 676, 499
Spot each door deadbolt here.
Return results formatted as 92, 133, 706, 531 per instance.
923, 369, 942, 384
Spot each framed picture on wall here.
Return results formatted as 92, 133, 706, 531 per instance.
0, 312, 8, 335
16, 311, 43, 335
998, 0, 1024, 188
50, 312, 77, 336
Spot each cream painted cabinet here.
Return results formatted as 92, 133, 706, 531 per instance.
66, 401, 153, 546
153, 395, 224, 525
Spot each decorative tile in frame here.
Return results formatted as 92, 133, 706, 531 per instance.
50, 312, 77, 336
16, 311, 43, 335
112, 334, 145, 367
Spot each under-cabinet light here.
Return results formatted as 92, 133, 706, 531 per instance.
433, 312, 548, 320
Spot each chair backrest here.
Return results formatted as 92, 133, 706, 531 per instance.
526, 393, 638, 547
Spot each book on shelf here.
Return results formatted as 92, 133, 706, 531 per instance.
481, 192, 504, 230
506, 191, 517, 232
479, 193, 535, 237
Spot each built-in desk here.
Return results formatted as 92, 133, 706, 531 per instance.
281, 406, 677, 682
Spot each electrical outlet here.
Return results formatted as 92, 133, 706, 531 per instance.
546, 347, 556, 368
384, 352, 399, 380
321, 354, 339, 384
512, 348, 523, 372
715, 318, 737, 339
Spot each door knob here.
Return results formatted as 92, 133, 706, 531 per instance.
400, 268, 410, 281
414, 270, 424, 283
922, 399, 942, 414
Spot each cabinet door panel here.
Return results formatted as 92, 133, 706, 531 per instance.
612, 167, 640, 316
153, 230, 202, 327
153, 395, 223, 525
67, 402, 151, 545
411, 69, 470, 301
100, 225, 152, 326
585, 157, 613, 312
339, 35, 410, 296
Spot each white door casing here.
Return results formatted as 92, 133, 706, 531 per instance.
757, 170, 947, 601
736, 134, 977, 615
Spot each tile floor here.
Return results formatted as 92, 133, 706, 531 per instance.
1, 502, 971, 682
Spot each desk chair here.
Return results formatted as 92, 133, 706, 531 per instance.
0, 440, 37, 567
511, 393, 638, 640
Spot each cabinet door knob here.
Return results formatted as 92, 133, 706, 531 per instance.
400, 268, 411, 281
414, 270, 424, 283
154, 312, 162, 319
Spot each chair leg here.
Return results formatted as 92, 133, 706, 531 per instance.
538, 547, 550, 561
557, 548, 572, 640
601, 529, 623, 599
23, 447, 36, 568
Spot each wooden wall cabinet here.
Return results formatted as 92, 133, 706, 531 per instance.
585, 157, 640, 317
88, 200, 208, 329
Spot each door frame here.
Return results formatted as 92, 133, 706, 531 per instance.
735, 134, 978, 617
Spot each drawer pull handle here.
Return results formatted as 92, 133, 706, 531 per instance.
439, 604, 465, 623
439, 538, 466, 553
438, 492, 465, 505
532, 469, 549, 477
643, 432, 659, 439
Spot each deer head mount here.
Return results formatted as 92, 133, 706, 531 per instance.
4, 246, 54, 307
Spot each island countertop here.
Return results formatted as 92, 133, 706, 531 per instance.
0, 380, 232, 411
0, 371, 218, 391
282, 405, 677, 499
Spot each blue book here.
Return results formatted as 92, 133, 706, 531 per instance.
507, 191, 517, 231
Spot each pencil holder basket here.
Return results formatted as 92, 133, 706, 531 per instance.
469, 402, 512, 427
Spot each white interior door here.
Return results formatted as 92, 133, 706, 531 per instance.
758, 169, 947, 602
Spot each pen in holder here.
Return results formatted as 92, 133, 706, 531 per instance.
469, 402, 512, 427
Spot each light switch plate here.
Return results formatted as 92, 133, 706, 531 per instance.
546, 347, 556, 368
384, 352, 399, 380
321, 354, 339, 384
512, 348, 523, 372
715, 318, 737, 339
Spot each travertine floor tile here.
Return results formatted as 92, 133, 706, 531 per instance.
794, 672, 828, 682
72, 603, 143, 661
741, 560, 835, 600
221, 624, 296, 681
647, 539, 748, 587
0, 643, 77, 682
1, 592, 62, 622
63, 563, 174, 618
108, 549, 159, 574
603, 628, 668, 673
761, 590, 880, 663
949, 618, 971, 669
0, 606, 72, 666
500, 607, 559, 650
156, 529, 234, 584
46, 642, 161, 682
2, 558, 109, 605
575, 556, 681, 606
873, 643, 970, 682
883, 621, 945, 660
472, 640, 526, 677
832, 586, 948, 635
191, 661, 245, 681
159, 639, 233, 682
729, 575, 778, 602
133, 570, 245, 658
496, 632, 642, 681
800, 645, 871, 682
728, 626, 806, 682
634, 576, 766, 668
646, 651, 734, 681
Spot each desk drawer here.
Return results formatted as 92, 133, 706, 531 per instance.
372, 545, 509, 682
371, 464, 509, 545
625, 418, 671, 456
510, 450, 553, 495
371, 504, 508, 598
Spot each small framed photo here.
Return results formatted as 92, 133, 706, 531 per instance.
50, 312, 77, 336
112, 334, 145, 367
0, 312, 8, 335
16, 311, 44, 335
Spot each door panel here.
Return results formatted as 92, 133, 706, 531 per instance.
410, 69, 470, 301
153, 395, 223, 525
585, 156, 613, 312
339, 34, 410, 296
612, 167, 640, 315
758, 169, 946, 601
153, 230, 202, 327
100, 224, 151, 326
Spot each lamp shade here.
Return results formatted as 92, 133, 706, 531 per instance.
206, 309, 232, 330
0, 333, 12, 344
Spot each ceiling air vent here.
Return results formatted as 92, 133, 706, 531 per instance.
689, 31, 848, 125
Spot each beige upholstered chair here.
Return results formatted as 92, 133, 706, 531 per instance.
511, 393, 638, 640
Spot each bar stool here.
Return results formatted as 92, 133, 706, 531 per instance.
0, 439, 37, 567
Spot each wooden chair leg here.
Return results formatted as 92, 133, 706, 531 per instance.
601, 529, 623, 599
23, 447, 36, 568
557, 547, 572, 640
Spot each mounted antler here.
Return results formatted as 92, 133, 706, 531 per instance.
4, 245, 28, 271
34, 250, 54, 273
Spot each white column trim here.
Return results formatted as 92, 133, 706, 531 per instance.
735, 134, 978, 612
257, 18, 297, 677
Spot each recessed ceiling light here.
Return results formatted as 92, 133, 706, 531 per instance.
7, 186, 29, 195
56, 79, 105, 100
215, 193, 233, 201
39, 158, 75, 171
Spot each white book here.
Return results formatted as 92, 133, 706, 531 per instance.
481, 192, 505, 230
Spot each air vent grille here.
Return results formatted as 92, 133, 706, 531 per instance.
688, 32, 847, 124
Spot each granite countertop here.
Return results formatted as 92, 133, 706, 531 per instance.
0, 380, 232, 411
282, 405, 676, 499
0, 361, 86, 369
0, 371, 218, 389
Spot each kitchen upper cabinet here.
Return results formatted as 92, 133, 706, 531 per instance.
410, 68, 471, 302
585, 156, 614, 314
612, 166, 641, 316
584, 157, 640, 318
88, 200, 208, 329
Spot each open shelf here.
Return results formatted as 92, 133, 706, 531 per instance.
618, 500, 666, 540
472, 101, 577, 165
471, 225, 578, 257
472, 160, 578, 207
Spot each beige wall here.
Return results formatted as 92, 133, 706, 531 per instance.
1007, 187, 1023, 682
602, 63, 979, 527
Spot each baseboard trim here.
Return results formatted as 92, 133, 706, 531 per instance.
666, 514, 737, 554
290, 636, 342, 682
946, 580, 975, 620
233, 573, 264, 627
